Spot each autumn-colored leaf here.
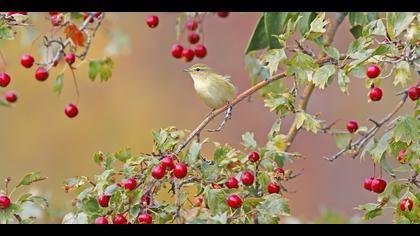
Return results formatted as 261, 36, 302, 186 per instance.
64, 23, 85, 47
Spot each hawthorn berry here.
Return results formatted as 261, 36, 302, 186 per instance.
407, 86, 419, 101
113, 214, 128, 224
400, 198, 414, 212
161, 156, 175, 170
173, 163, 188, 179
371, 178, 387, 194
227, 194, 242, 208
188, 32, 200, 44
248, 151, 260, 162
83, 12, 94, 23
64, 104, 79, 118
151, 165, 166, 180
241, 171, 255, 186
0, 195, 11, 209
141, 194, 151, 206
369, 87, 383, 102
195, 196, 204, 207
186, 20, 198, 31
268, 183, 281, 194
124, 178, 137, 191
366, 64, 380, 79
5, 92, 17, 103
21, 54, 35, 68
363, 176, 374, 191
138, 213, 153, 224
95, 216, 109, 224
0, 72, 11, 87
274, 167, 285, 174
397, 149, 407, 164
217, 12, 230, 18
146, 15, 159, 28
225, 177, 239, 189
65, 53, 76, 65
194, 44, 207, 58
182, 48, 194, 62
171, 44, 183, 59
98, 195, 110, 208
50, 14, 63, 27
35, 67, 49, 81
346, 120, 359, 133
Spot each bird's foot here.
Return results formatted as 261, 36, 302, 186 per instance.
208, 105, 233, 133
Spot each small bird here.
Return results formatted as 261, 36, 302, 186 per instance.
184, 63, 237, 110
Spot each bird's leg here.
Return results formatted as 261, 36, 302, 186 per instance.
208, 105, 233, 133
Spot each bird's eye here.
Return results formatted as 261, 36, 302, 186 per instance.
195, 68, 200, 71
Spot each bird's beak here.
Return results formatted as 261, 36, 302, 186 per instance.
183, 68, 190, 72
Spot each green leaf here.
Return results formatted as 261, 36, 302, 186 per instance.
295, 111, 322, 134
264, 12, 289, 49
334, 133, 351, 150
304, 12, 328, 40
241, 132, 258, 150
355, 203, 383, 220
286, 51, 318, 84
88, 57, 114, 82
392, 116, 419, 144
206, 189, 229, 214
259, 49, 287, 76
323, 46, 340, 61
62, 212, 89, 224
17, 172, 47, 187
185, 141, 201, 166
393, 61, 412, 87
0, 26, 15, 40
370, 132, 392, 163
349, 12, 369, 26
257, 194, 290, 216
53, 73, 64, 96
298, 12, 317, 36
337, 69, 350, 95
362, 19, 386, 37
386, 12, 415, 40
264, 92, 295, 116
311, 64, 336, 89
114, 147, 131, 162
245, 52, 270, 83
350, 25, 363, 39
268, 118, 282, 139
245, 14, 268, 53
0, 98, 11, 107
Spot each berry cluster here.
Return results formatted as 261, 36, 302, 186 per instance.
0, 72, 18, 104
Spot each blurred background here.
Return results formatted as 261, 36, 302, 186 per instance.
0, 12, 412, 223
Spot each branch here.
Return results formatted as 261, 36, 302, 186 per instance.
285, 12, 348, 149
324, 92, 408, 162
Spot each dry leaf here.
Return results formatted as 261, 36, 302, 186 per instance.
64, 23, 85, 47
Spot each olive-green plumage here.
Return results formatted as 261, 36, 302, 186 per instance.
184, 64, 237, 109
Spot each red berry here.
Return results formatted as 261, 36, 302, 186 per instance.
369, 87, 383, 102
113, 214, 127, 224
48, 12, 60, 16
64, 104, 79, 118
363, 176, 374, 191
181, 48, 194, 62
366, 64, 381, 79
21, 54, 34, 68
371, 178, 387, 194
186, 20, 198, 31
171, 44, 183, 59
138, 213, 153, 224
397, 150, 408, 164
124, 178, 137, 191
346, 120, 359, 133
217, 12, 229, 18
151, 165, 166, 180
146, 15, 159, 28
141, 194, 151, 206
274, 167, 285, 174
98, 195, 110, 208
95, 216, 109, 224
407, 87, 420, 101
0, 72, 11, 87
248, 151, 260, 163
195, 196, 204, 207
225, 177, 239, 189
241, 171, 255, 186
268, 183, 280, 194
5, 92, 17, 103
188, 32, 200, 44
400, 198, 414, 212
50, 14, 63, 27
65, 53, 76, 65
94, 12, 103, 18
226, 194, 242, 208
35, 67, 49, 81
173, 163, 188, 179
161, 156, 175, 170
194, 44, 207, 58
0, 195, 11, 209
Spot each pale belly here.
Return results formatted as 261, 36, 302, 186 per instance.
194, 79, 235, 109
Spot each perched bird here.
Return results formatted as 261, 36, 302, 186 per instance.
184, 63, 237, 110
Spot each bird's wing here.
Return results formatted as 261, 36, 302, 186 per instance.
222, 74, 238, 96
